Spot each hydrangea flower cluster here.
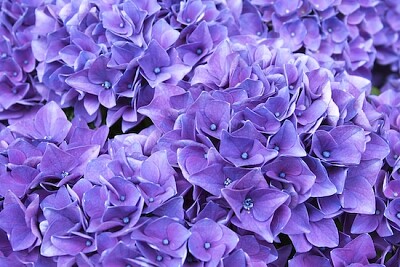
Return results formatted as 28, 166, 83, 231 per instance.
0, 0, 44, 120
1, 0, 400, 266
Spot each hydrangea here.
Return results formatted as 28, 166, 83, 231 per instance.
1, 0, 400, 266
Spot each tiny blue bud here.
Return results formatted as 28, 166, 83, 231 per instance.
102, 81, 111, 89
322, 151, 331, 158
243, 198, 254, 211
153, 67, 161, 74
224, 178, 232, 187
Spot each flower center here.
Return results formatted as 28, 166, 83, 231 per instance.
224, 177, 232, 187
119, 195, 126, 201
290, 32, 295, 37
122, 217, 130, 224
397, 212, 400, 219
85, 240, 92, 247
1, 53, 6, 59
196, 48, 203, 55
375, 210, 381, 215
162, 239, 169, 245
102, 81, 111, 89
210, 123, 217, 131
186, 18, 191, 23
279, 172, 286, 178
61, 171, 69, 178
273, 145, 280, 151
156, 255, 163, 262
148, 197, 154, 203
274, 112, 280, 117
153, 67, 161, 74
241, 152, 249, 160
322, 151, 331, 158
23, 60, 29, 65
204, 242, 211, 249
119, 22, 124, 28
243, 198, 254, 211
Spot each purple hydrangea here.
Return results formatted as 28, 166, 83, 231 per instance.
1, 0, 400, 266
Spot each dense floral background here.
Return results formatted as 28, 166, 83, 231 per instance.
1, 0, 400, 266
